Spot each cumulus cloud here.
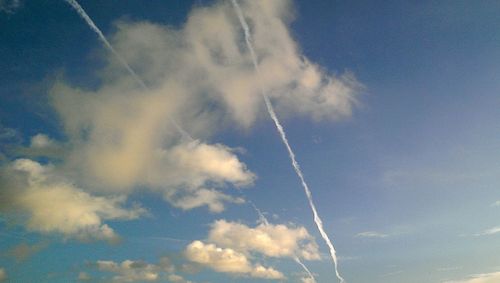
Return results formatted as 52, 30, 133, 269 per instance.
208, 219, 321, 260
184, 240, 284, 279
355, 231, 389, 238
443, 271, 500, 283
0, 159, 145, 241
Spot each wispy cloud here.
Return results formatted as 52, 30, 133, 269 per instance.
0, 0, 20, 14
474, 226, 500, 236
355, 231, 389, 238
437, 266, 462, 272
443, 271, 500, 283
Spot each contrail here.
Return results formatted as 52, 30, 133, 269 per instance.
294, 256, 317, 283
230, 1, 345, 282
247, 202, 316, 283
64, 0, 146, 90
63, 0, 192, 141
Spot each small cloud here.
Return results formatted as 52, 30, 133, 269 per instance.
355, 231, 389, 238
492, 201, 500, 207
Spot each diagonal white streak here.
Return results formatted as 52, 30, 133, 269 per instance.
230, 1, 345, 282
65, 0, 146, 90
63, 0, 192, 141
294, 256, 317, 283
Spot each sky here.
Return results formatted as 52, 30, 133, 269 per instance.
1, 0, 500, 282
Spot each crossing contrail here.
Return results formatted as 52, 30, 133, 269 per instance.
230, 1, 344, 282
63, 0, 192, 141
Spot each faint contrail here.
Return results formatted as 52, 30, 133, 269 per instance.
230, 1, 344, 282
63, 0, 191, 141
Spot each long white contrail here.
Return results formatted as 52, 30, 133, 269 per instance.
64, 0, 192, 141
230, 1, 344, 282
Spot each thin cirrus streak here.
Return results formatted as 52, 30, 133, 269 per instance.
63, 0, 192, 141
230, 0, 345, 282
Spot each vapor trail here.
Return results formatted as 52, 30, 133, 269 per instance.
64, 0, 192, 141
230, 1, 345, 282
294, 256, 317, 283
64, 0, 146, 89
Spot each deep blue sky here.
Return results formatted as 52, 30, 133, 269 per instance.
1, 1, 500, 282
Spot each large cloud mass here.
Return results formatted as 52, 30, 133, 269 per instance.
1, 0, 359, 242
48, 0, 358, 205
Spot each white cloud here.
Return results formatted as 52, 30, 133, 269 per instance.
443, 271, 500, 283
355, 231, 389, 238
184, 240, 284, 279
492, 201, 500, 207
0, 159, 145, 241
0, 268, 6, 281
208, 219, 320, 260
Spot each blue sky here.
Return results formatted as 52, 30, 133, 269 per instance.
1, 0, 500, 282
